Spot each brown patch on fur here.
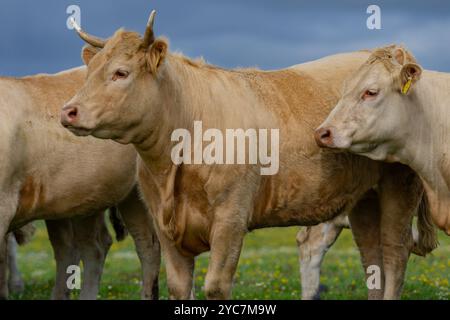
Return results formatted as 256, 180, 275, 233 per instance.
17, 176, 45, 216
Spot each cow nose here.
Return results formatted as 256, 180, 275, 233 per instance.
61, 104, 79, 126
314, 127, 334, 148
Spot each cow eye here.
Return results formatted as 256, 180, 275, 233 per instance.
362, 89, 379, 100
112, 70, 129, 81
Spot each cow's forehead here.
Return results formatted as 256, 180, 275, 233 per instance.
104, 30, 143, 57
343, 62, 392, 93
87, 30, 144, 73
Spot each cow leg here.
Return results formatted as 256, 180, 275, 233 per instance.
204, 219, 246, 300
349, 190, 385, 300
46, 219, 79, 300
0, 192, 19, 299
7, 234, 24, 294
157, 229, 195, 300
72, 213, 112, 300
378, 165, 420, 300
297, 215, 347, 300
118, 188, 161, 300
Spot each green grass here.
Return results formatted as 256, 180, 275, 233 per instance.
11, 222, 449, 300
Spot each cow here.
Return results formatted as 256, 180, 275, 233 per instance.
61, 12, 436, 299
2, 215, 117, 300
0, 67, 160, 300
315, 44, 450, 235
297, 216, 349, 300
297, 210, 425, 300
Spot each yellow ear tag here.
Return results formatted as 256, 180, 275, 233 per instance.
401, 77, 412, 95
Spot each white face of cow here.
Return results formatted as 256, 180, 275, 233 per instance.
315, 47, 422, 162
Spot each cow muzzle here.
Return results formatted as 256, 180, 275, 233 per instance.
60, 104, 93, 137
314, 127, 335, 148
61, 104, 79, 128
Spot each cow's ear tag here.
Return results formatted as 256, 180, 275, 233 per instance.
401, 77, 412, 95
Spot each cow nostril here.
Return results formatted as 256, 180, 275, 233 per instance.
68, 108, 78, 119
314, 127, 334, 148
61, 105, 80, 125
320, 129, 331, 140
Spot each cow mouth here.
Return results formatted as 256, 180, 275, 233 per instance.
349, 142, 379, 154
62, 124, 93, 137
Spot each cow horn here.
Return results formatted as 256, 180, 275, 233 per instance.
70, 17, 106, 48
142, 10, 157, 48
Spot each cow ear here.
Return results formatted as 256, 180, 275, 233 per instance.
81, 45, 100, 66
146, 39, 168, 75
393, 47, 406, 65
400, 63, 422, 95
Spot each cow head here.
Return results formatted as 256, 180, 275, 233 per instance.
61, 10, 168, 144
314, 45, 422, 161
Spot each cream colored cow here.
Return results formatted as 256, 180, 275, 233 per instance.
298, 210, 425, 300
0, 68, 160, 300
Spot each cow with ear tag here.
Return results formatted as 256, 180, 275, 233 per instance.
316, 44, 450, 235
62, 12, 436, 300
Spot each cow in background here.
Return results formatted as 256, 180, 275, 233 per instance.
0, 67, 160, 300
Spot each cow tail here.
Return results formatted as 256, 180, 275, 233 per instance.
109, 207, 128, 242
413, 194, 439, 256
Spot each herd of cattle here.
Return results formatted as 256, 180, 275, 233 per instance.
0, 10, 448, 300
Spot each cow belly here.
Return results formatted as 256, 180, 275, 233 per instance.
249, 163, 378, 229
249, 198, 351, 230
12, 173, 134, 229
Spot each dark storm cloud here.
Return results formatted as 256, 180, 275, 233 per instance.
0, 0, 449, 76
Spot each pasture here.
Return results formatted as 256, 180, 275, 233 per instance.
11, 221, 449, 300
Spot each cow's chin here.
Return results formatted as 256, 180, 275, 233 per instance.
90, 129, 117, 140
350, 142, 391, 161
349, 142, 378, 154
91, 129, 133, 145
64, 125, 93, 137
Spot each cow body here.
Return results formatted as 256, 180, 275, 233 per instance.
62, 23, 436, 299
0, 68, 160, 299
135, 52, 382, 255
0, 69, 134, 226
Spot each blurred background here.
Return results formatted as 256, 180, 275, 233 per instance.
1, 0, 450, 76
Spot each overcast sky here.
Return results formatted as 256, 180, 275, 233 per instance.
1, 0, 449, 76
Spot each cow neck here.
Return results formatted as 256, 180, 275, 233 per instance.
398, 73, 449, 187
132, 54, 231, 245
398, 72, 450, 231
134, 54, 235, 168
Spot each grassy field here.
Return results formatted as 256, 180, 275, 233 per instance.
10, 221, 449, 300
